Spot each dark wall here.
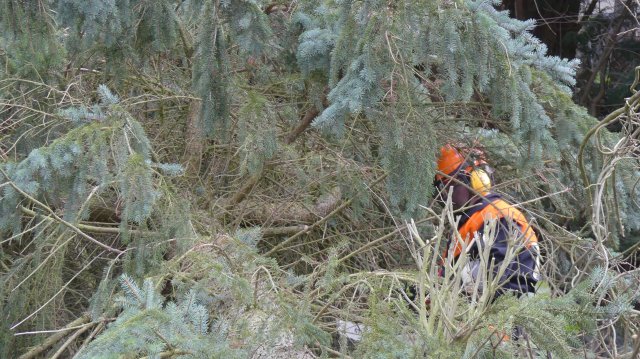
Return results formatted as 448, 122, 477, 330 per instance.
501, 0, 582, 59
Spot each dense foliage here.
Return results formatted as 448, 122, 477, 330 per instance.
1, 0, 639, 358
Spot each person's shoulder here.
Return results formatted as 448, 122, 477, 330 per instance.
488, 195, 529, 222
484, 193, 505, 207
483, 194, 521, 217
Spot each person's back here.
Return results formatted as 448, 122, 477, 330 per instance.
453, 193, 539, 296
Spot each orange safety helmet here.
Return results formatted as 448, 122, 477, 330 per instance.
435, 145, 466, 181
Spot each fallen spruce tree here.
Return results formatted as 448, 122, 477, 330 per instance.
1, 0, 639, 357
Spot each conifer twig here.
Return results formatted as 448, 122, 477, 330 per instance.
175, 16, 193, 59
577, 73, 640, 201
139, 349, 192, 358
20, 206, 150, 236
261, 225, 309, 236
264, 174, 387, 256
12, 234, 70, 292
11, 252, 104, 330
49, 323, 96, 359
319, 345, 353, 359
17, 315, 90, 359
74, 321, 106, 358
226, 168, 266, 211
0, 167, 125, 254
630, 333, 640, 359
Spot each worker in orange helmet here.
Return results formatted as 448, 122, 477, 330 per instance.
433, 144, 540, 297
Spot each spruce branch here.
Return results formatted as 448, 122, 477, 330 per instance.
19, 206, 150, 237
10, 253, 105, 331
11, 233, 70, 293
0, 176, 124, 254
0, 167, 125, 255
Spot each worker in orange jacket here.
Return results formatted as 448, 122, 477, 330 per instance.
434, 145, 540, 297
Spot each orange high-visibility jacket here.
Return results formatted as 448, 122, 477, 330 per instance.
448, 198, 538, 259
